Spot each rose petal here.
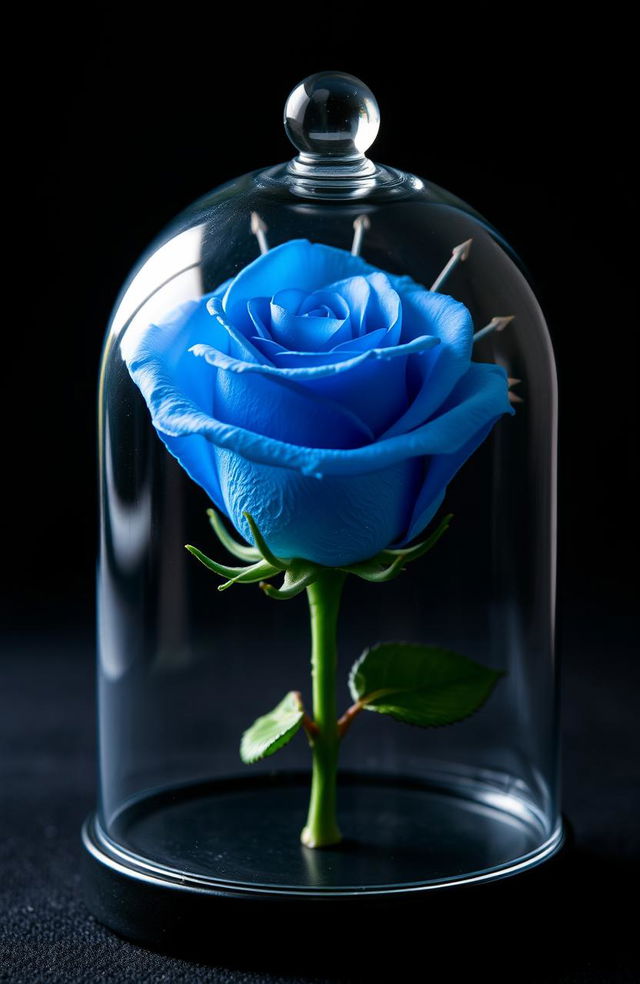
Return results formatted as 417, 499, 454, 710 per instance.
302, 304, 333, 317
297, 289, 353, 350
132, 310, 509, 481
298, 355, 410, 435
207, 296, 272, 365
329, 326, 390, 354
223, 239, 413, 330
246, 296, 273, 339
250, 335, 393, 366
327, 272, 402, 346
271, 287, 307, 316
215, 450, 424, 567
190, 333, 438, 378
121, 299, 231, 514
269, 305, 347, 351
381, 290, 474, 438
212, 357, 375, 448
298, 290, 350, 320
262, 344, 368, 367
315, 316, 354, 349
363, 272, 402, 342
248, 335, 288, 361
390, 359, 516, 544
189, 334, 439, 438
391, 421, 495, 547
332, 275, 371, 334
197, 335, 411, 436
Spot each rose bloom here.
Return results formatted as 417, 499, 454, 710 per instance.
123, 239, 513, 566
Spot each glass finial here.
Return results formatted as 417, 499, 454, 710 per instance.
284, 72, 380, 165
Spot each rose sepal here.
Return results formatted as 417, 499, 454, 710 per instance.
339, 513, 453, 582
184, 545, 279, 591
185, 508, 453, 596
206, 508, 261, 562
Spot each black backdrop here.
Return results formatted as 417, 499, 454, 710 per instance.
3, 16, 639, 981
10, 17, 635, 634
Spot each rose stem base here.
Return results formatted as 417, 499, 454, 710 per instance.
301, 570, 346, 848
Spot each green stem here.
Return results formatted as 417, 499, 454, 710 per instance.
301, 569, 346, 848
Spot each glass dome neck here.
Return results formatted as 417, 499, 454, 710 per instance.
284, 152, 396, 198
289, 149, 377, 178
259, 158, 407, 201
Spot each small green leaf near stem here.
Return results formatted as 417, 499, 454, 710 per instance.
188, 509, 503, 844
240, 691, 305, 764
349, 642, 504, 728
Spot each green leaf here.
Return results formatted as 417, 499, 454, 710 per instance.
349, 642, 504, 728
207, 508, 261, 562
260, 560, 320, 599
240, 691, 305, 764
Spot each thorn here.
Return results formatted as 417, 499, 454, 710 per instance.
250, 211, 269, 254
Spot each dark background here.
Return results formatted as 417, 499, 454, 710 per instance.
3, 14, 638, 983
9, 17, 636, 632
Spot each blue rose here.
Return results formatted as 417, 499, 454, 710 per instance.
123, 239, 513, 566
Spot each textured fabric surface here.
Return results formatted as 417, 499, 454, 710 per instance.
1, 610, 638, 983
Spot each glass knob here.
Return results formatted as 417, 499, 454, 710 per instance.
284, 71, 380, 161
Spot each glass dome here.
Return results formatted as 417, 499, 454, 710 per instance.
84, 71, 562, 940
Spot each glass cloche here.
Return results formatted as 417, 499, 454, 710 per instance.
83, 72, 563, 949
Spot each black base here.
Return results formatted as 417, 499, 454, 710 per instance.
83, 821, 574, 971
82, 773, 572, 967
